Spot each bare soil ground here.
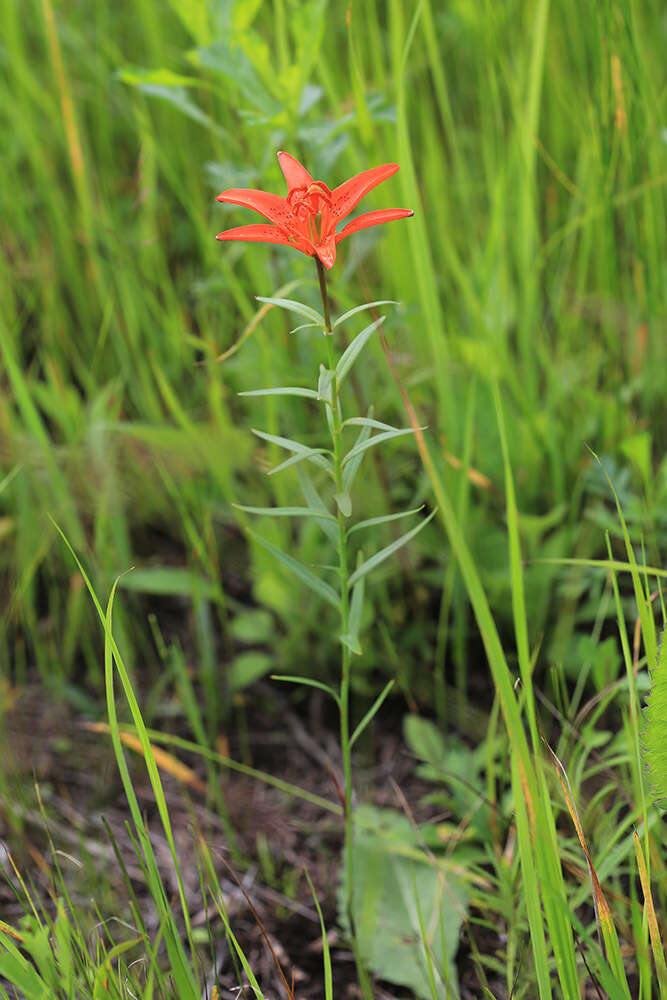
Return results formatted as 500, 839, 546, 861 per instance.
1, 681, 509, 999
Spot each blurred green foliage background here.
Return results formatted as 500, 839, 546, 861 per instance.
1, 0, 666, 724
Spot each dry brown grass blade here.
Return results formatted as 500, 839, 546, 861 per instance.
633, 831, 667, 989
442, 445, 493, 491
542, 737, 611, 945
0, 920, 24, 943
82, 721, 207, 794
216, 854, 296, 1000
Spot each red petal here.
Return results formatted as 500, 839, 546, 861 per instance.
216, 224, 293, 246
331, 164, 401, 221
335, 208, 413, 243
277, 151, 314, 192
315, 236, 337, 270
216, 188, 292, 227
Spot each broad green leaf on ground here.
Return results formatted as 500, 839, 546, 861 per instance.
229, 609, 274, 644
338, 805, 467, 998
227, 651, 272, 695
403, 714, 448, 768
643, 627, 667, 802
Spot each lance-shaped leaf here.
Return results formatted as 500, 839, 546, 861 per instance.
269, 448, 333, 477
298, 466, 338, 542
335, 316, 385, 385
239, 386, 319, 400
347, 508, 437, 589
344, 416, 405, 432
272, 674, 341, 706
289, 322, 321, 335
333, 300, 399, 329
341, 427, 418, 467
234, 503, 336, 521
340, 551, 365, 655
251, 428, 333, 475
255, 296, 325, 327
318, 365, 336, 436
334, 492, 352, 517
350, 680, 395, 747
342, 419, 373, 493
347, 506, 425, 538
249, 531, 340, 609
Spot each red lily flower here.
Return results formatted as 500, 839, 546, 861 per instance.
216, 151, 413, 270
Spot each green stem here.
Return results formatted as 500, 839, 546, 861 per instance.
316, 257, 373, 1000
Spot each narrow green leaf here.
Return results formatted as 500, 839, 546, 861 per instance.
347, 506, 424, 538
255, 296, 324, 327
269, 448, 333, 477
297, 467, 338, 543
334, 492, 352, 517
318, 365, 336, 436
317, 366, 334, 403
333, 300, 399, 329
348, 509, 437, 588
342, 427, 418, 466
251, 428, 332, 474
342, 419, 373, 493
271, 674, 341, 706
289, 322, 321, 335
350, 681, 395, 747
344, 416, 403, 432
239, 387, 319, 400
248, 531, 340, 608
233, 503, 336, 521
341, 552, 365, 655
251, 427, 329, 457
335, 316, 385, 385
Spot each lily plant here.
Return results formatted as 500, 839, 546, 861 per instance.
217, 151, 433, 998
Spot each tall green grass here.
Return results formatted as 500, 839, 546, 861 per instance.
1, 1, 666, 995
2, 0, 665, 700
